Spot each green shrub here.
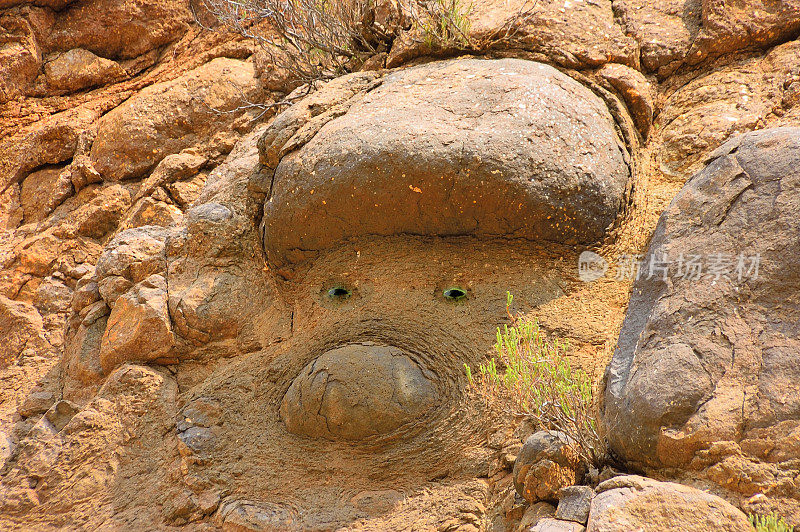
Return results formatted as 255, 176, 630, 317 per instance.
750, 513, 794, 532
465, 292, 605, 466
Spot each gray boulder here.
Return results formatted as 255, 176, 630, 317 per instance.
259, 58, 630, 268
603, 128, 800, 497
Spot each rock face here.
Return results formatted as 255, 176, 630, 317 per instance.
3, 0, 800, 529
604, 128, 800, 507
587, 476, 752, 532
259, 58, 630, 268
98, 274, 174, 374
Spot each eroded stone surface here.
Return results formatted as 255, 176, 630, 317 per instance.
260, 58, 630, 268
513, 431, 581, 503
587, 476, 752, 532
604, 128, 800, 514
281, 343, 438, 440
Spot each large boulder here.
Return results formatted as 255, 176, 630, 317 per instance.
259, 58, 630, 268
603, 128, 800, 500
587, 476, 752, 531
90, 58, 259, 182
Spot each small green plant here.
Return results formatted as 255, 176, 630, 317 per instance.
465, 292, 605, 466
750, 512, 794, 532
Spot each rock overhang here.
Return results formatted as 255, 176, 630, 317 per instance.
257, 58, 631, 269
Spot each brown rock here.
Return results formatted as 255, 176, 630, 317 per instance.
657, 39, 800, 180
98, 274, 174, 374
280, 343, 438, 440
44, 48, 126, 92
0, 111, 86, 193
45, 0, 191, 59
133, 152, 207, 202
95, 226, 169, 286
604, 128, 800, 476
17, 389, 54, 418
686, 0, 800, 67
0, 184, 24, 230
556, 486, 593, 524
513, 431, 581, 503
597, 64, 655, 139
70, 184, 131, 239
0, 15, 41, 103
90, 58, 260, 182
15, 233, 59, 276
218, 500, 297, 531
531, 518, 585, 532
613, 0, 701, 77
118, 198, 183, 231
517, 502, 556, 531
19, 166, 73, 224
165, 173, 207, 208
586, 476, 752, 531
261, 58, 630, 268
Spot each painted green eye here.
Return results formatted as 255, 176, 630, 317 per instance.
443, 287, 467, 302
326, 286, 351, 300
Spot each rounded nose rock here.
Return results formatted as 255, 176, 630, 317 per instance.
280, 343, 438, 441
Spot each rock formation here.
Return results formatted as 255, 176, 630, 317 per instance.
0, 0, 799, 530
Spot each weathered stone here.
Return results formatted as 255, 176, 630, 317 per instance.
71, 275, 100, 313
513, 431, 581, 503
0, 296, 48, 368
95, 226, 169, 285
165, 173, 207, 208
118, 198, 183, 231
281, 343, 438, 440
44, 400, 79, 431
18, 389, 55, 418
0, 112, 84, 193
70, 184, 132, 239
517, 501, 556, 532
19, 166, 73, 224
597, 64, 655, 139
45, 0, 191, 59
217, 499, 298, 531
586, 476, 752, 531
91, 58, 259, 181
33, 277, 72, 314
531, 517, 585, 532
98, 274, 174, 374
134, 152, 207, 202
0, 15, 40, 103
44, 48, 126, 92
556, 486, 593, 524
0, 432, 12, 471
604, 128, 800, 475
261, 58, 630, 268
177, 426, 217, 456
97, 276, 133, 308
657, 39, 800, 181
614, 0, 800, 78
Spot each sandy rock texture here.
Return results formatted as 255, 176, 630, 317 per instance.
1, 0, 800, 530
604, 127, 800, 522
587, 476, 752, 531
260, 58, 629, 269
